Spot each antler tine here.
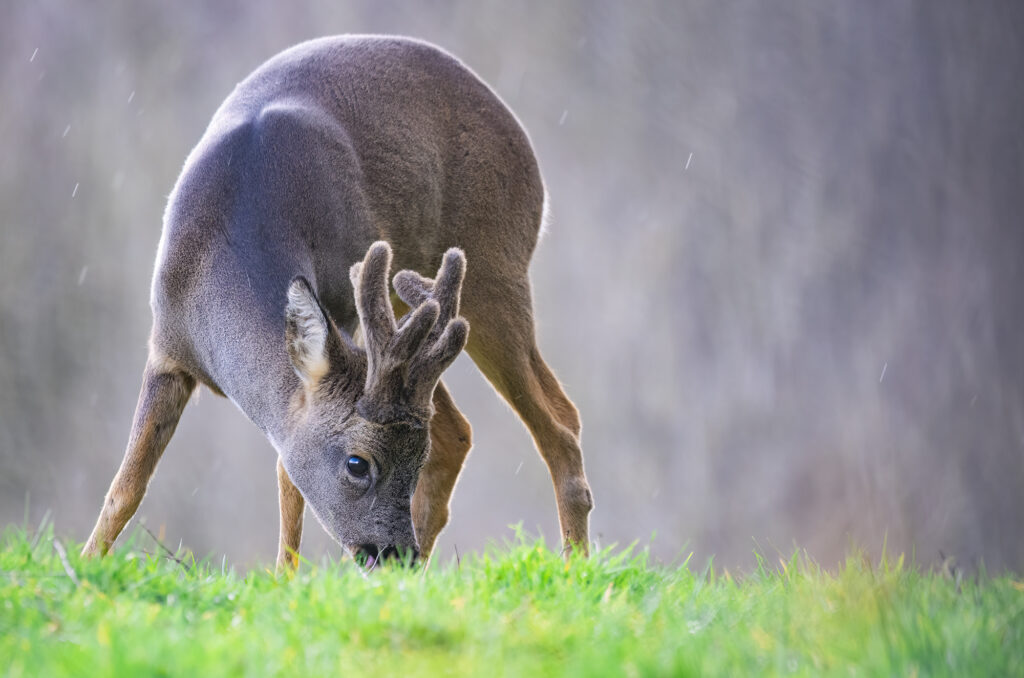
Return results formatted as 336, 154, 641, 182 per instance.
349, 242, 397, 372
390, 299, 440, 362
394, 248, 465, 329
409, 315, 468, 389
431, 249, 465, 327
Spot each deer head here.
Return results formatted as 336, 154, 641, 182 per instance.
281, 241, 468, 567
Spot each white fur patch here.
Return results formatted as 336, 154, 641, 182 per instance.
287, 283, 329, 385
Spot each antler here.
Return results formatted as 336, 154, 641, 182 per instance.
349, 242, 469, 426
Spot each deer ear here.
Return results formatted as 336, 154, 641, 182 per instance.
285, 277, 331, 388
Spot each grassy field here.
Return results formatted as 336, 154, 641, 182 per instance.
1, 524, 1021, 677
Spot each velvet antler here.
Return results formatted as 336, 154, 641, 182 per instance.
349, 242, 469, 426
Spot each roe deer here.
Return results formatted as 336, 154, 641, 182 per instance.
82, 35, 594, 569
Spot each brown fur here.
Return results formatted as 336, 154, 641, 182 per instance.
82, 356, 195, 556
276, 457, 305, 570
412, 381, 473, 558
82, 35, 593, 567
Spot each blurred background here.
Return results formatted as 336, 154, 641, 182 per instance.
2, 1, 1022, 572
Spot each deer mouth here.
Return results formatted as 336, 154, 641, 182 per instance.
353, 544, 417, 570
354, 544, 379, 570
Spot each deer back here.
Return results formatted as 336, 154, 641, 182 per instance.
151, 35, 545, 437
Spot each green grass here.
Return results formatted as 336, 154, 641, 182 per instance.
1, 524, 1021, 677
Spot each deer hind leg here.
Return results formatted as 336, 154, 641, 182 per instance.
276, 457, 305, 572
82, 355, 195, 557
411, 380, 473, 561
462, 279, 593, 557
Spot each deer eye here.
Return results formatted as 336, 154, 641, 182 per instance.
345, 455, 370, 478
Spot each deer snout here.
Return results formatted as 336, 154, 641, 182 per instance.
355, 543, 420, 569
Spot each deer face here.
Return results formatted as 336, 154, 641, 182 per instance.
282, 408, 427, 567
282, 242, 467, 567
